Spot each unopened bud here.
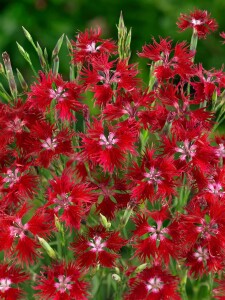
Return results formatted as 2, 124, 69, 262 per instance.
100, 213, 111, 229
112, 274, 121, 282
38, 236, 57, 260
135, 263, 148, 274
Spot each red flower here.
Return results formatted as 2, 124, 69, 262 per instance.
27, 72, 83, 121
25, 120, 73, 167
125, 265, 181, 300
81, 54, 139, 106
34, 262, 88, 300
177, 9, 218, 39
46, 169, 94, 229
185, 243, 223, 276
0, 204, 51, 265
129, 149, 179, 202
72, 226, 124, 268
139, 38, 194, 80
0, 263, 29, 300
132, 207, 178, 263
72, 28, 116, 63
81, 120, 137, 173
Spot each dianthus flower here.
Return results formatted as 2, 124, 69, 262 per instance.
46, 169, 94, 229
35, 262, 88, 300
72, 225, 124, 268
177, 9, 218, 38
72, 28, 116, 63
81, 120, 138, 173
125, 265, 180, 300
0, 263, 29, 300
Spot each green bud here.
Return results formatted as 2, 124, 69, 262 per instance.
100, 213, 111, 229
52, 34, 64, 58
135, 263, 147, 274
114, 267, 120, 274
16, 69, 28, 91
38, 236, 58, 260
22, 27, 37, 51
66, 36, 73, 54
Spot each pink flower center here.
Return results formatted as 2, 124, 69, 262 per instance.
88, 236, 106, 252
99, 132, 118, 149
86, 42, 101, 53
53, 193, 72, 211
148, 221, 168, 241
3, 168, 20, 188
41, 137, 58, 151
0, 278, 12, 293
175, 140, 197, 161
146, 277, 163, 293
193, 246, 209, 262
215, 144, 225, 158
49, 86, 68, 102
144, 167, 162, 185
196, 220, 218, 239
7, 117, 26, 133
207, 182, 224, 196
9, 218, 29, 239
54, 275, 72, 293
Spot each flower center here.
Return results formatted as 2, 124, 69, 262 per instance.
54, 275, 72, 293
215, 144, 225, 159
9, 218, 29, 239
0, 278, 12, 293
7, 117, 26, 133
3, 168, 20, 187
193, 246, 209, 262
99, 132, 118, 149
49, 86, 68, 102
191, 18, 203, 26
146, 277, 163, 293
88, 236, 106, 252
53, 193, 72, 211
196, 220, 218, 239
148, 221, 168, 241
86, 42, 101, 53
144, 167, 163, 185
41, 137, 58, 151
206, 182, 225, 196
175, 140, 197, 162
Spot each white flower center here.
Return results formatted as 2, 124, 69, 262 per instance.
54, 275, 72, 293
41, 137, 58, 151
88, 236, 106, 252
146, 277, 163, 293
99, 132, 118, 149
86, 42, 101, 53
3, 168, 20, 187
191, 19, 203, 26
193, 246, 209, 262
0, 278, 12, 293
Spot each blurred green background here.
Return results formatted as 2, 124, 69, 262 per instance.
0, 0, 225, 81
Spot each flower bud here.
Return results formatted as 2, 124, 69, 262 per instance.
112, 274, 121, 282
38, 236, 57, 260
100, 213, 111, 229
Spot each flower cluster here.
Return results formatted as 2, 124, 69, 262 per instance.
0, 8, 225, 299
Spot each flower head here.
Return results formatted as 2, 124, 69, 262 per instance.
177, 9, 218, 38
